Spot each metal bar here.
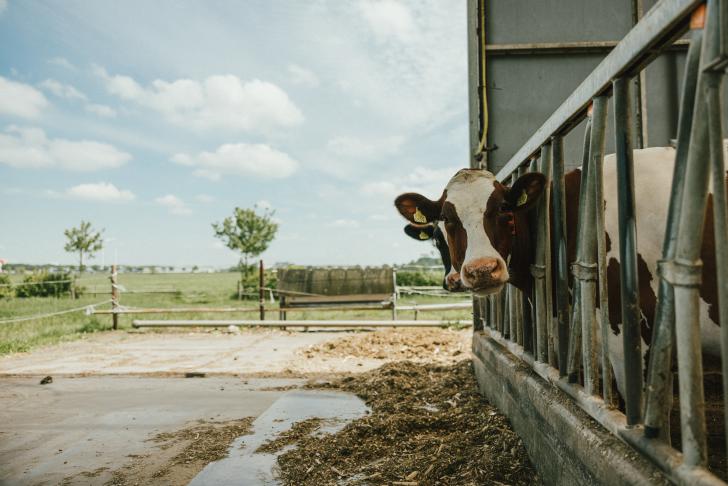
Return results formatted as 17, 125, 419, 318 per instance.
537, 148, 557, 368
568, 117, 593, 383
669, 66, 710, 464
551, 135, 570, 377
581, 96, 608, 396
613, 76, 644, 426
133, 319, 472, 328
484, 39, 690, 55
533, 145, 552, 363
496, 0, 702, 181
473, 295, 483, 331
590, 95, 614, 406
644, 22, 703, 438
110, 265, 119, 330
703, 0, 728, 467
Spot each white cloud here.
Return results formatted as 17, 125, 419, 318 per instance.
39, 79, 87, 100
361, 165, 458, 199
85, 103, 117, 118
327, 135, 404, 159
0, 0, 7, 15
194, 194, 215, 203
0, 77, 49, 119
48, 57, 75, 70
66, 182, 135, 202
0, 126, 131, 171
95, 67, 304, 133
172, 143, 299, 180
155, 194, 191, 215
288, 64, 319, 87
327, 219, 360, 229
358, 0, 415, 42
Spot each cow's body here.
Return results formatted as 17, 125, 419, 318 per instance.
395, 146, 726, 397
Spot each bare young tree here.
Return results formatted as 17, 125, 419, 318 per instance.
212, 205, 278, 285
64, 221, 104, 273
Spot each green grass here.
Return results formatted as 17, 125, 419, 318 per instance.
0, 272, 471, 356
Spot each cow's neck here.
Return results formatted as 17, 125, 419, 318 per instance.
508, 211, 535, 295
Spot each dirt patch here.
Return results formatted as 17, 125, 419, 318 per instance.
299, 328, 469, 362
65, 417, 254, 486
270, 360, 539, 485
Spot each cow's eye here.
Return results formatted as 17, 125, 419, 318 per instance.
440, 215, 448, 224
499, 202, 513, 212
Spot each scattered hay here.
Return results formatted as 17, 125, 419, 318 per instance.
272, 360, 539, 485
149, 417, 255, 476
89, 417, 254, 486
300, 328, 469, 362
256, 418, 325, 454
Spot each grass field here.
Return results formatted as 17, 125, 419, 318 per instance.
0, 272, 472, 356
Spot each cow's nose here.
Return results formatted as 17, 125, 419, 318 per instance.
445, 272, 465, 292
461, 258, 506, 289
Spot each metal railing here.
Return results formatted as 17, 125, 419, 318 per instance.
473, 0, 728, 484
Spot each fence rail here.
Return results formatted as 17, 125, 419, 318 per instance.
473, 0, 728, 484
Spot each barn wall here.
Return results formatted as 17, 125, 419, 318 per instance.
479, 0, 690, 174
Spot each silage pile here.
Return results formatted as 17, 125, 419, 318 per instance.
267, 360, 539, 485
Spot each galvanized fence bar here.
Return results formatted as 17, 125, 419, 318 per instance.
580, 97, 608, 396
532, 145, 551, 363
644, 17, 703, 439
591, 95, 614, 405
665, 50, 710, 468
550, 135, 570, 377
567, 117, 593, 383
613, 75, 644, 426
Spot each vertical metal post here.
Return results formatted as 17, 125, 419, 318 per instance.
533, 145, 551, 363
110, 264, 119, 330
590, 96, 613, 404
613, 76, 643, 426
644, 19, 703, 438
568, 117, 593, 383
392, 269, 398, 321
668, 67, 710, 466
551, 135, 569, 377
703, 0, 728, 466
473, 295, 483, 331
259, 260, 265, 321
578, 97, 607, 396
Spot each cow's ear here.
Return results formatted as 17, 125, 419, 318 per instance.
506, 173, 546, 211
404, 224, 435, 241
394, 192, 443, 224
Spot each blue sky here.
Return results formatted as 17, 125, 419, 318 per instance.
0, 0, 467, 268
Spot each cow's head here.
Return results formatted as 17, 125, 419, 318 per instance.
395, 169, 545, 295
402, 222, 464, 291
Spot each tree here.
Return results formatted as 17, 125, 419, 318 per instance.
212, 205, 278, 284
64, 221, 104, 273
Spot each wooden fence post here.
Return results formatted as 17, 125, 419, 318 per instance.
259, 260, 265, 320
111, 265, 119, 330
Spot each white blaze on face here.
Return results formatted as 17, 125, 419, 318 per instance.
444, 170, 509, 288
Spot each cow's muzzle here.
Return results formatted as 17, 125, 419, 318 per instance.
461, 257, 507, 294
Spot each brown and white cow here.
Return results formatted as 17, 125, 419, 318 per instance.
395, 146, 726, 395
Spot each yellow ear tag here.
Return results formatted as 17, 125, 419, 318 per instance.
413, 208, 427, 223
517, 190, 528, 207
418, 231, 430, 240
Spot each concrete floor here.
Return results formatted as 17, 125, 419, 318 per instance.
0, 375, 303, 485
0, 329, 386, 485
0, 329, 385, 377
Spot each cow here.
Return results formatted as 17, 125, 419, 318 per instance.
395, 146, 726, 396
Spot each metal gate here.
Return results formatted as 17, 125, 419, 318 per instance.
468, 0, 728, 484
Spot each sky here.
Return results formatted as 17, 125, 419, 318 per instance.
0, 0, 468, 268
